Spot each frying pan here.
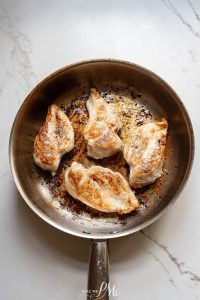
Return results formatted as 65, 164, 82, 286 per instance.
9, 59, 194, 299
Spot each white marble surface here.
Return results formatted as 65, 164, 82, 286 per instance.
0, 0, 200, 299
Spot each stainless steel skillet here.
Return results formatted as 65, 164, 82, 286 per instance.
9, 59, 194, 299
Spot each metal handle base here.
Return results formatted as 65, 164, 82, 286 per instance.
87, 239, 109, 300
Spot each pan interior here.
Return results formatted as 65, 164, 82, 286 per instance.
10, 60, 194, 238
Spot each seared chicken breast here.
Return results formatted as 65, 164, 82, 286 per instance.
124, 119, 168, 189
65, 162, 139, 214
33, 104, 74, 175
83, 88, 123, 159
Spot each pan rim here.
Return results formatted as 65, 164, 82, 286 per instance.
9, 58, 195, 239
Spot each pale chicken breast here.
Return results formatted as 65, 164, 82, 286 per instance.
124, 119, 168, 189
33, 104, 74, 175
83, 88, 123, 159
65, 162, 139, 214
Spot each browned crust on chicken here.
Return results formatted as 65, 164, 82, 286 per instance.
83, 88, 123, 159
33, 104, 74, 175
65, 162, 139, 214
124, 118, 168, 188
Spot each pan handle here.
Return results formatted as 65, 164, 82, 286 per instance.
87, 239, 109, 300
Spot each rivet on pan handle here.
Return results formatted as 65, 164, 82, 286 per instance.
87, 239, 109, 300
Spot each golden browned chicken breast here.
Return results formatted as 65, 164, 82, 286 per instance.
83, 88, 123, 159
65, 162, 139, 214
124, 119, 168, 189
33, 104, 74, 175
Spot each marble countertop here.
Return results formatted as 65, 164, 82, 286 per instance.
0, 0, 200, 299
